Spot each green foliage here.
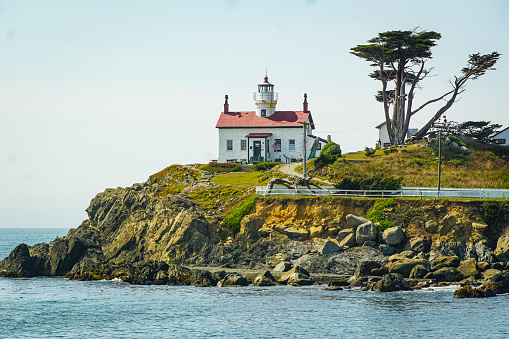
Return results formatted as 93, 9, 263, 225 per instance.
383, 147, 398, 155
313, 142, 342, 169
460, 121, 502, 143
366, 198, 396, 231
409, 158, 424, 167
334, 174, 403, 190
364, 147, 376, 157
251, 161, 280, 172
447, 135, 467, 147
223, 195, 257, 233
200, 162, 240, 173
482, 201, 509, 226
497, 168, 509, 186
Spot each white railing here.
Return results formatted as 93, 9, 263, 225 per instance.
255, 186, 509, 200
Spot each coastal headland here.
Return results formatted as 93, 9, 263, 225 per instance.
2, 161, 509, 297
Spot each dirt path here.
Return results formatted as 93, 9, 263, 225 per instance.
278, 163, 333, 185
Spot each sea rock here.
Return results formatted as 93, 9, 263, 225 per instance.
482, 271, 509, 294
217, 274, 249, 287
287, 273, 314, 286
457, 258, 479, 278
338, 233, 357, 248
389, 259, 429, 278
408, 237, 431, 253
382, 226, 405, 246
278, 265, 310, 285
379, 244, 395, 255
432, 267, 464, 282
346, 214, 370, 229
389, 251, 414, 262
372, 273, 412, 292
239, 214, 264, 242
0, 244, 39, 278
482, 269, 502, 280
354, 260, 381, 276
273, 262, 292, 272
356, 221, 378, 245
253, 271, 275, 286
337, 229, 355, 243
431, 256, 460, 271
320, 240, 341, 255
453, 284, 496, 298
494, 235, 509, 261
363, 241, 377, 247
284, 227, 309, 240
409, 264, 429, 279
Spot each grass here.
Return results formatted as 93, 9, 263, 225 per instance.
212, 172, 265, 186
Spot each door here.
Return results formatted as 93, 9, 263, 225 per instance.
253, 141, 261, 157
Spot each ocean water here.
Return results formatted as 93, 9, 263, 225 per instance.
1, 229, 509, 338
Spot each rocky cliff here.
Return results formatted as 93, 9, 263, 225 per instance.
1, 165, 509, 288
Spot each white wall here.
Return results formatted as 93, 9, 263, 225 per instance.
378, 124, 391, 147
217, 127, 323, 163
493, 129, 509, 146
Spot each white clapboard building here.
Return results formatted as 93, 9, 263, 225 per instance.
492, 127, 509, 146
215, 76, 327, 163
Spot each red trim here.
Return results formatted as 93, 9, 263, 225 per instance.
246, 133, 273, 137
492, 126, 509, 137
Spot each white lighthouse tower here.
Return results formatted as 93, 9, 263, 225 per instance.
253, 75, 278, 117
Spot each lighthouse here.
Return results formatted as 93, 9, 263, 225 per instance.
253, 75, 278, 117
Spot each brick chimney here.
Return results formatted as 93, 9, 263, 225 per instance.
303, 93, 308, 113
224, 94, 229, 114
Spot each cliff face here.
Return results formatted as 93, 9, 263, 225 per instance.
1, 167, 509, 285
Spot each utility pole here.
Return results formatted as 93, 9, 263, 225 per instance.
438, 127, 442, 197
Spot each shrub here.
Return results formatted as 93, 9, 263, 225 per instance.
334, 174, 403, 190
366, 198, 396, 232
364, 147, 376, 157
200, 162, 240, 173
223, 195, 257, 233
447, 135, 467, 147
383, 147, 398, 155
251, 162, 279, 172
321, 142, 342, 158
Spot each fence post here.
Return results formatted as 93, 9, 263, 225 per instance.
419, 190, 422, 200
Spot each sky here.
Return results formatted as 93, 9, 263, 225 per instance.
1, 0, 508, 228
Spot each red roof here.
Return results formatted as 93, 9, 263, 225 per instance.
492, 126, 509, 137
216, 111, 311, 128
245, 133, 273, 137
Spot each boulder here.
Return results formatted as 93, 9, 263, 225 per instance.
309, 226, 324, 238
273, 261, 292, 272
284, 227, 309, 240
457, 258, 479, 278
425, 220, 439, 233
239, 214, 264, 241
389, 259, 429, 278
460, 146, 471, 155
432, 267, 464, 282
354, 260, 381, 276
253, 271, 275, 286
337, 229, 355, 243
438, 213, 457, 235
482, 271, 509, 294
477, 261, 490, 271
338, 233, 356, 248
356, 221, 378, 245
217, 274, 249, 287
372, 273, 412, 292
482, 269, 502, 280
494, 235, 509, 261
363, 241, 377, 247
431, 256, 460, 271
320, 240, 341, 255
379, 244, 396, 255
0, 244, 39, 277
346, 214, 370, 229
258, 228, 272, 238
408, 237, 431, 253
382, 227, 405, 246
453, 284, 496, 298
389, 251, 415, 262
409, 264, 429, 279
278, 265, 310, 285
347, 275, 367, 287
287, 273, 314, 286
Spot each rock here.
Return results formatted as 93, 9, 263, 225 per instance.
253, 271, 275, 286
433, 267, 464, 282
477, 261, 490, 271
389, 259, 429, 278
438, 213, 457, 235
408, 237, 431, 253
425, 220, 439, 233
309, 226, 323, 238
494, 235, 509, 261
389, 251, 414, 262
356, 221, 378, 245
492, 262, 504, 270
371, 268, 383, 276
482, 269, 502, 280
258, 228, 272, 238
482, 271, 509, 294
346, 214, 370, 228
0, 244, 38, 278
320, 240, 341, 255
379, 244, 395, 255
450, 141, 460, 151
354, 260, 381, 276
239, 214, 264, 242
382, 226, 405, 246
273, 261, 292, 272
457, 258, 479, 278
431, 256, 460, 271
327, 276, 351, 287
338, 233, 356, 248
453, 284, 496, 298
460, 146, 471, 154
287, 273, 314, 286
278, 265, 310, 284
284, 227, 309, 240
217, 274, 249, 287
409, 264, 429, 279
337, 229, 355, 243
363, 241, 377, 247
372, 273, 412, 292
347, 275, 366, 287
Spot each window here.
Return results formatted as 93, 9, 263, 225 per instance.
495, 138, 506, 144
317, 142, 322, 150
227, 139, 233, 151
241, 139, 247, 151
261, 109, 266, 117
289, 139, 295, 151
274, 139, 281, 152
